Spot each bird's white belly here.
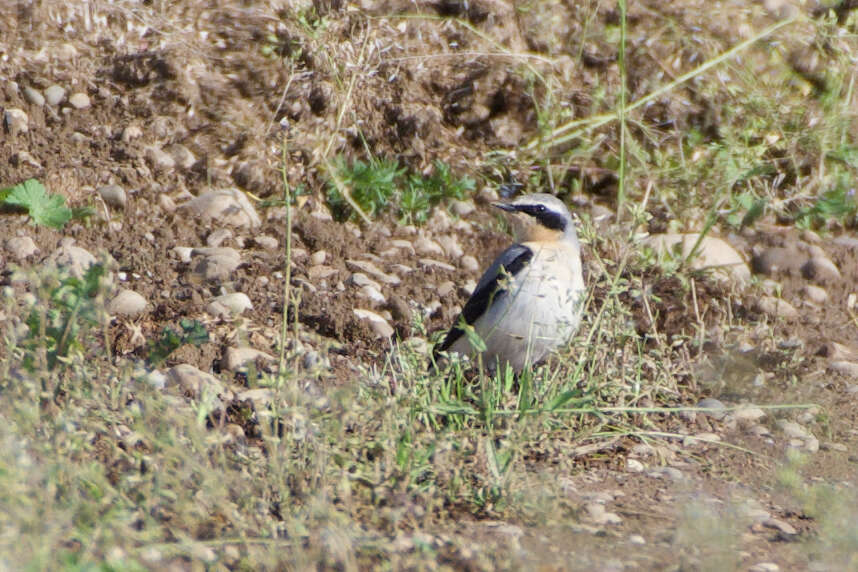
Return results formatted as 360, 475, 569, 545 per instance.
451, 245, 585, 371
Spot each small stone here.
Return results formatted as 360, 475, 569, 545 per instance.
166, 364, 225, 399
437, 235, 463, 259
308, 265, 338, 281
205, 228, 232, 247
98, 185, 127, 209
828, 361, 858, 379
235, 387, 275, 406
419, 258, 456, 271
145, 146, 175, 172
310, 250, 327, 265
159, 194, 177, 212
777, 420, 810, 439
44, 85, 66, 106
390, 239, 415, 254
628, 534, 646, 545
683, 432, 721, 446
754, 296, 799, 319
801, 284, 828, 303
353, 309, 395, 339
121, 124, 143, 142
108, 289, 148, 316
646, 233, 750, 284
626, 459, 645, 473
359, 285, 386, 304
11, 150, 42, 168
346, 259, 400, 285
749, 563, 780, 572
50, 240, 97, 279
734, 406, 766, 425
168, 144, 196, 170
223, 347, 275, 372
254, 235, 279, 250
350, 273, 381, 290
173, 246, 193, 263
697, 398, 727, 419
388, 295, 412, 323
206, 292, 253, 317
449, 199, 475, 217
801, 256, 841, 283
23, 86, 45, 106
762, 518, 797, 536
4, 108, 28, 135
438, 281, 456, 297
414, 235, 445, 257
6, 236, 39, 260
584, 502, 622, 525
461, 255, 480, 272
751, 246, 802, 276
190, 247, 242, 281
648, 467, 685, 481
821, 442, 848, 452
68, 92, 91, 109
181, 189, 262, 228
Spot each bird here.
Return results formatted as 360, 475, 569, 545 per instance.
434, 193, 586, 373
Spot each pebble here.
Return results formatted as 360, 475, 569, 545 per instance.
359, 285, 386, 305
206, 228, 233, 247
107, 289, 148, 316
414, 235, 445, 257
254, 235, 279, 250
223, 347, 275, 372
697, 398, 727, 419
648, 467, 685, 481
173, 246, 193, 263
182, 189, 262, 229
762, 517, 797, 536
829, 361, 858, 379
6, 236, 39, 260
801, 256, 841, 283
310, 250, 327, 265
733, 405, 766, 425
98, 184, 127, 209
683, 432, 721, 447
145, 146, 176, 172
437, 280, 456, 298
437, 235, 463, 259
4, 108, 28, 135
751, 246, 802, 276
645, 233, 750, 284
23, 86, 45, 106
235, 387, 275, 407
350, 273, 381, 290
461, 255, 480, 272
346, 259, 400, 285
390, 239, 415, 254
449, 199, 475, 217
308, 265, 338, 281
168, 144, 196, 170
68, 92, 91, 109
419, 258, 456, 271
818, 341, 858, 361
166, 364, 225, 399
754, 296, 799, 319
777, 420, 810, 440
628, 534, 646, 545
388, 295, 412, 324
190, 247, 242, 281
11, 150, 41, 168
44, 85, 66, 106
50, 240, 97, 279
584, 502, 622, 525
353, 309, 394, 339
121, 124, 143, 142
206, 292, 253, 317
626, 459, 645, 473
801, 284, 828, 304
749, 563, 780, 572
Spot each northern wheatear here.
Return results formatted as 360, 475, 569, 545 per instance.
435, 193, 586, 372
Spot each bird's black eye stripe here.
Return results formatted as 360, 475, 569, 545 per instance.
519, 204, 566, 231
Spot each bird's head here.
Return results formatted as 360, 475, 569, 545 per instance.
493, 193, 576, 244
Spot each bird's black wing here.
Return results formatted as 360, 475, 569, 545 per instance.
436, 243, 534, 353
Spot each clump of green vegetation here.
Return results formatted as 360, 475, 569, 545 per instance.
21, 264, 107, 371
326, 157, 475, 223
146, 319, 209, 366
1, 179, 74, 229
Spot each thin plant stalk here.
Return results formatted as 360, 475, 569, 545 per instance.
616, 0, 628, 221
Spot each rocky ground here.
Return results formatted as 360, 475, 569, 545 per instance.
1, 0, 858, 570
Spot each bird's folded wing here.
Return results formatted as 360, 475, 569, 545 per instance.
436, 243, 534, 353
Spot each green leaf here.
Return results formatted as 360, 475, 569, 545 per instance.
4, 179, 73, 228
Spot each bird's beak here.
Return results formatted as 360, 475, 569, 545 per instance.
492, 201, 517, 212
